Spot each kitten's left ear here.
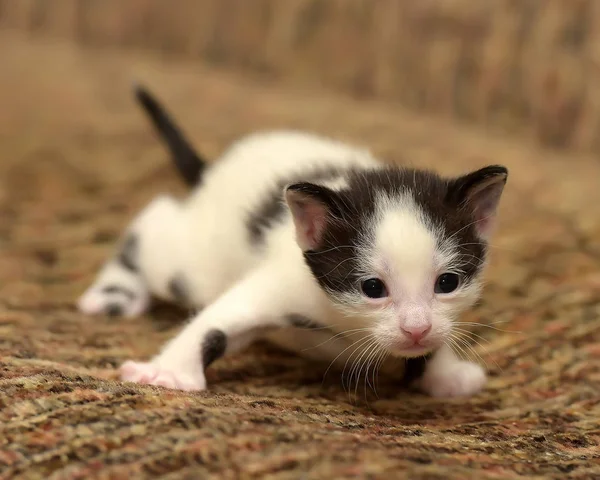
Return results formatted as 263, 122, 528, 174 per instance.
447, 165, 508, 239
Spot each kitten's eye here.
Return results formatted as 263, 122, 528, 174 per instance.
361, 278, 388, 299
434, 273, 461, 294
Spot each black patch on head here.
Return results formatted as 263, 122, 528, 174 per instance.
246, 166, 344, 245
118, 234, 139, 272
101, 285, 136, 300
401, 353, 433, 386
105, 303, 124, 317
168, 274, 189, 305
286, 314, 327, 330
303, 167, 491, 297
202, 329, 227, 368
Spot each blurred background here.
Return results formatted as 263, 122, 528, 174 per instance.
2, 0, 599, 150
0, 2, 599, 478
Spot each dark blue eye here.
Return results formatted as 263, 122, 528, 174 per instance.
434, 273, 461, 294
361, 278, 388, 298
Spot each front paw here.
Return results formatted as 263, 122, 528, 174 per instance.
419, 361, 486, 398
120, 360, 206, 391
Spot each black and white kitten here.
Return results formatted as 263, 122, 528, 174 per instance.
78, 86, 508, 397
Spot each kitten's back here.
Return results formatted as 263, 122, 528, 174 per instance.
178, 130, 379, 304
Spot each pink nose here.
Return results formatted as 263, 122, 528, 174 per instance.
401, 324, 432, 343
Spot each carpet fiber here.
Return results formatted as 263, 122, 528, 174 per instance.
0, 34, 599, 479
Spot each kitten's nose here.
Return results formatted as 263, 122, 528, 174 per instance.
401, 324, 431, 343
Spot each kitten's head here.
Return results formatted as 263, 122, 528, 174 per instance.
285, 165, 508, 358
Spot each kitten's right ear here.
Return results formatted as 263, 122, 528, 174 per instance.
285, 183, 342, 251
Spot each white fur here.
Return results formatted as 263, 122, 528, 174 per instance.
80, 130, 489, 398
78, 262, 149, 317
417, 344, 487, 397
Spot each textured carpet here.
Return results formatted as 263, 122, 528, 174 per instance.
0, 34, 599, 479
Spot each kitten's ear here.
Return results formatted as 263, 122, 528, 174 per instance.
447, 165, 508, 240
285, 182, 342, 251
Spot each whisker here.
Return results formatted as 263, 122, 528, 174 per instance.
444, 338, 459, 359
328, 334, 375, 391
451, 332, 495, 372
454, 242, 520, 253
312, 245, 356, 255
446, 337, 470, 362
453, 331, 503, 373
367, 348, 385, 400
373, 348, 388, 397
452, 327, 493, 345
322, 333, 373, 385
342, 340, 369, 394
348, 338, 377, 398
356, 341, 376, 397
444, 215, 493, 244
452, 335, 483, 367
453, 322, 523, 334
455, 319, 512, 326
359, 341, 381, 401
318, 256, 359, 279
302, 327, 372, 352
351, 341, 373, 402
339, 266, 360, 284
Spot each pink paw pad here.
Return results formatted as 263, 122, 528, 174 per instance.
119, 361, 205, 391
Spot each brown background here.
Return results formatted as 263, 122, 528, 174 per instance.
2, 0, 600, 152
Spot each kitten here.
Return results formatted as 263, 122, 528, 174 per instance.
78, 85, 508, 397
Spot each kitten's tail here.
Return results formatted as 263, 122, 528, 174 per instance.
133, 83, 206, 187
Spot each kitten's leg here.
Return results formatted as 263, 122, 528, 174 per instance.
119, 266, 305, 390
417, 344, 487, 398
77, 238, 149, 317
78, 195, 186, 317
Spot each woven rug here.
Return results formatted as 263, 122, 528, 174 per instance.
0, 34, 599, 479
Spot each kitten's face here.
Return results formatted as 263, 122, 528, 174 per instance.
286, 166, 507, 358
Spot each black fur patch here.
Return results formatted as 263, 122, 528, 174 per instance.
302, 167, 501, 296
246, 166, 344, 245
286, 314, 327, 330
401, 353, 433, 386
168, 274, 189, 305
135, 86, 206, 187
105, 303, 124, 317
101, 285, 136, 300
118, 234, 139, 272
202, 329, 227, 368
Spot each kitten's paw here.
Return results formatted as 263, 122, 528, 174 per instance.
419, 361, 486, 398
78, 283, 150, 318
119, 360, 206, 391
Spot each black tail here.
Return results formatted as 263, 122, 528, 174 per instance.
134, 84, 206, 187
